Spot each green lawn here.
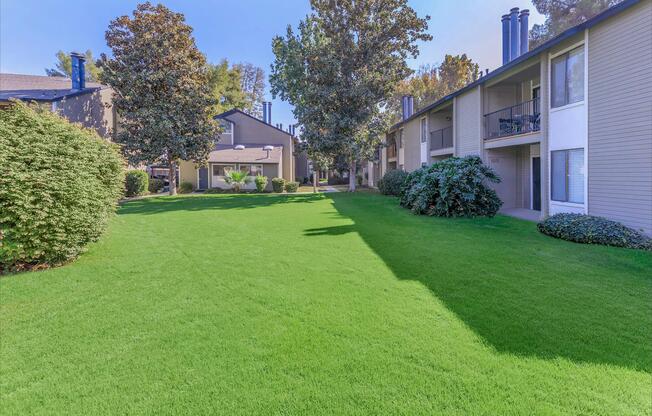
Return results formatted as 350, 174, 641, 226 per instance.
1, 193, 651, 415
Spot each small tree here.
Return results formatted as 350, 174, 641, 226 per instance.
99, 2, 219, 195
271, 0, 431, 192
224, 170, 252, 192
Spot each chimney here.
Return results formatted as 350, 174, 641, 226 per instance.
70, 52, 86, 90
408, 96, 414, 117
501, 14, 511, 64
401, 95, 414, 121
509, 8, 520, 61
519, 9, 529, 55
267, 102, 272, 124
262, 102, 269, 123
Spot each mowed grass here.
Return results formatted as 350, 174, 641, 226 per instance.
1, 192, 651, 415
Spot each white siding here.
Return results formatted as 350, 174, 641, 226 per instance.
587, 0, 652, 234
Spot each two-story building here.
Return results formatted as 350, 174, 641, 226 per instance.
380, 0, 652, 235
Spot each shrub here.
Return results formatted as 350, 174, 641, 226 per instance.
254, 175, 268, 192
148, 178, 165, 194
272, 177, 285, 193
284, 181, 299, 193
538, 214, 652, 250
327, 176, 348, 185
378, 169, 408, 196
224, 170, 252, 192
356, 175, 363, 186
0, 101, 124, 272
399, 156, 502, 217
125, 170, 149, 197
204, 188, 225, 194
178, 181, 194, 194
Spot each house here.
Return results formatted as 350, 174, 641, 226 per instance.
0, 53, 116, 139
178, 103, 298, 191
379, 0, 652, 235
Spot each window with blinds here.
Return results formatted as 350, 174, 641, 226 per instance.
551, 148, 584, 203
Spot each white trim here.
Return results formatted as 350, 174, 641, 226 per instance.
549, 101, 584, 114
583, 29, 589, 214
549, 39, 585, 60
419, 116, 428, 143
551, 201, 585, 209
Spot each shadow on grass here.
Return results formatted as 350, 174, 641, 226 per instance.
118, 193, 326, 216
308, 193, 652, 373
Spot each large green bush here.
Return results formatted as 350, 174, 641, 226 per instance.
254, 175, 268, 192
378, 169, 408, 196
178, 181, 194, 194
272, 177, 285, 193
538, 213, 652, 250
284, 181, 299, 193
400, 156, 502, 217
148, 178, 165, 194
125, 170, 149, 197
0, 102, 124, 271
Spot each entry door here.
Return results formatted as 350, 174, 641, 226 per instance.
198, 167, 208, 190
532, 157, 541, 211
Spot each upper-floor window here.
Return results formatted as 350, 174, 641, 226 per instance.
420, 118, 427, 143
551, 45, 584, 108
398, 129, 404, 148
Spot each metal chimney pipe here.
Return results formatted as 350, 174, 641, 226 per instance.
262, 102, 268, 123
267, 102, 272, 124
407, 96, 414, 118
519, 9, 530, 55
510, 8, 520, 60
70, 52, 86, 89
501, 14, 511, 64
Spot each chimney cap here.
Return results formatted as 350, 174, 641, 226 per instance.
510, 7, 519, 12
519, 9, 530, 16
501, 14, 510, 20
70, 51, 86, 60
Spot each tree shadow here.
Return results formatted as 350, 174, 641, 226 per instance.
118, 193, 326, 216
306, 193, 652, 373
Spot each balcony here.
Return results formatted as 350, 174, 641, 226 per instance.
484, 98, 540, 139
430, 127, 453, 151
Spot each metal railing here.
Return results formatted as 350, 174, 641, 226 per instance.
484, 98, 540, 139
430, 126, 453, 151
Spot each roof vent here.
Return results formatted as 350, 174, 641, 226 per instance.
263, 145, 274, 158
234, 145, 245, 150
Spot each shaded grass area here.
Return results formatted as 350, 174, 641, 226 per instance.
1, 193, 651, 415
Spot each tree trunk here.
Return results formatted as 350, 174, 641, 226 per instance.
313, 171, 318, 193
168, 159, 177, 196
348, 160, 356, 192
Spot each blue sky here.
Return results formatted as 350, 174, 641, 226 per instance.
1, 0, 543, 128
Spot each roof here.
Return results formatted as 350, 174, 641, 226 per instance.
0, 73, 104, 102
389, 0, 641, 131
215, 108, 296, 139
208, 143, 283, 164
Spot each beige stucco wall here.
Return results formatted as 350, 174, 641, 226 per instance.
401, 116, 422, 172
56, 87, 116, 140
179, 160, 199, 189
455, 87, 482, 156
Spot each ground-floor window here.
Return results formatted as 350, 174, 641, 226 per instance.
212, 164, 235, 176
551, 148, 584, 204
238, 164, 263, 176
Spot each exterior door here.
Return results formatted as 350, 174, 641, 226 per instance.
198, 167, 208, 190
532, 157, 541, 211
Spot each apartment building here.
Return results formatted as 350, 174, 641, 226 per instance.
380, 0, 652, 235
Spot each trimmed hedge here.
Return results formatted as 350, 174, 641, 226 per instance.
0, 101, 124, 272
284, 181, 299, 193
125, 170, 149, 197
254, 175, 268, 192
148, 178, 165, 194
272, 177, 285, 193
178, 181, 194, 194
400, 156, 502, 217
538, 213, 652, 250
377, 169, 408, 196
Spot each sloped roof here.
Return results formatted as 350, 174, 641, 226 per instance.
0, 73, 104, 102
208, 143, 283, 164
215, 108, 296, 138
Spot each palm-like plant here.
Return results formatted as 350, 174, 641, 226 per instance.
224, 169, 252, 192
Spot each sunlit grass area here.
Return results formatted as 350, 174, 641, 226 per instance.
1, 193, 650, 415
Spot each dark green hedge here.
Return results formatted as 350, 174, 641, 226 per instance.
378, 169, 408, 196
538, 213, 652, 250
400, 156, 502, 217
272, 177, 285, 193
0, 101, 124, 272
284, 181, 299, 193
125, 170, 149, 197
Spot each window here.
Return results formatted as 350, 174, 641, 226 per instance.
551, 149, 584, 204
420, 118, 427, 143
212, 164, 234, 176
398, 129, 403, 148
238, 164, 263, 176
551, 46, 584, 108
219, 120, 233, 134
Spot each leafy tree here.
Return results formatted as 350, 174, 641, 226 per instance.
45, 50, 102, 82
529, 0, 620, 49
271, 0, 431, 191
98, 2, 219, 195
234, 62, 266, 118
388, 54, 479, 122
207, 59, 247, 115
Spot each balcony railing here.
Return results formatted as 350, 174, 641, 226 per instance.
387, 142, 397, 159
484, 98, 540, 139
430, 126, 453, 151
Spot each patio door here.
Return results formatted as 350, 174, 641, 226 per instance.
532, 157, 541, 211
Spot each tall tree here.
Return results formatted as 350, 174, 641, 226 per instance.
271, 0, 431, 191
389, 54, 479, 122
529, 0, 620, 49
234, 63, 266, 118
45, 50, 103, 82
207, 59, 247, 115
98, 2, 218, 195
